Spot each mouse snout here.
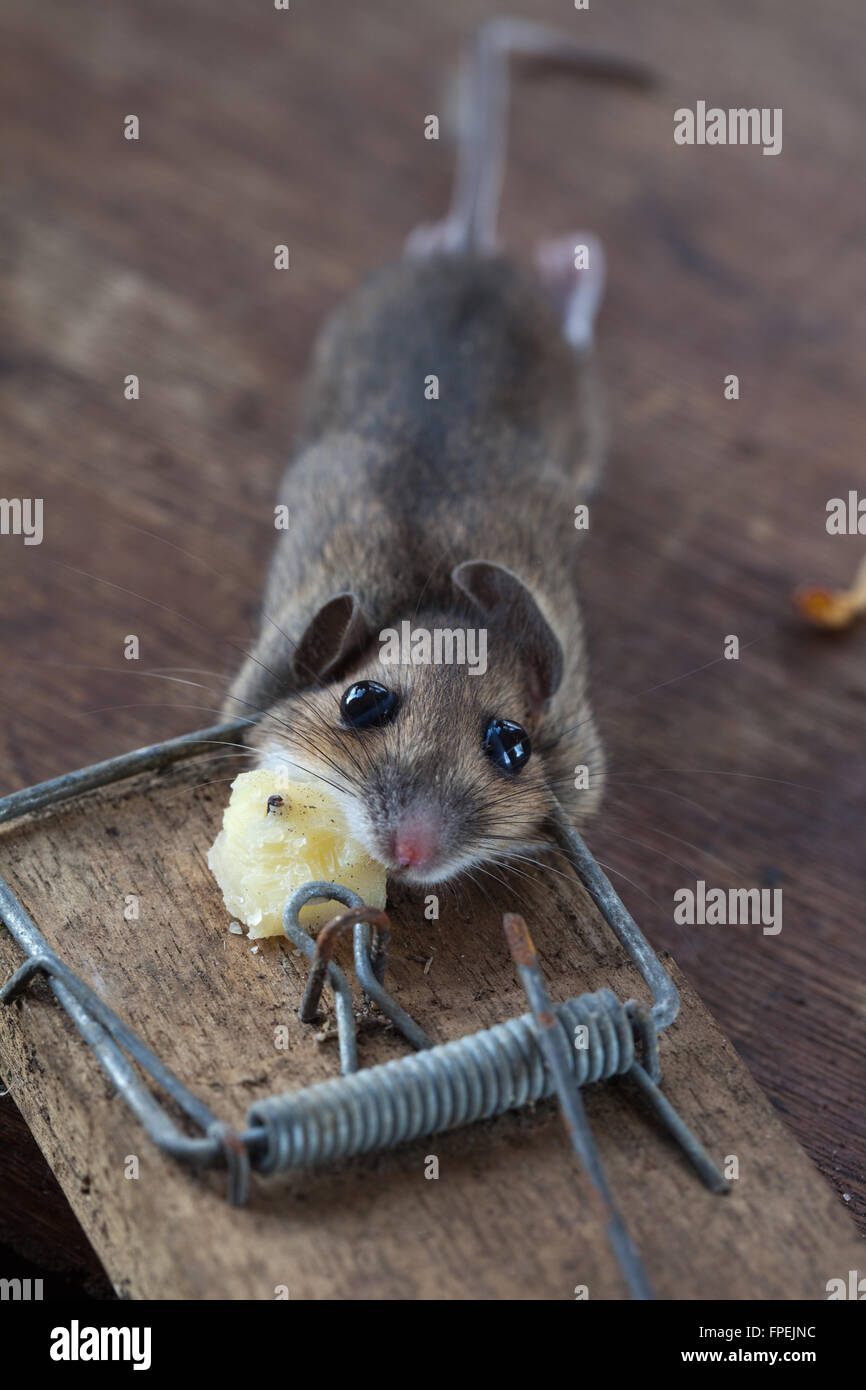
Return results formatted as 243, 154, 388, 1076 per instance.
388, 810, 441, 870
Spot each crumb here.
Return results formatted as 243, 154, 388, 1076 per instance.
250, 944, 260, 955
229, 921, 244, 935
795, 555, 866, 629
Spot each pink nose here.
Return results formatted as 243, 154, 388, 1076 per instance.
391, 818, 438, 869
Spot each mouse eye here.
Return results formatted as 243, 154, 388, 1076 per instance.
483, 717, 531, 773
340, 680, 398, 729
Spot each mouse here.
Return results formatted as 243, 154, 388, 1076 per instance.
223, 19, 652, 887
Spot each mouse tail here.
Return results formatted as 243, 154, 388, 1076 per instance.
407, 19, 653, 257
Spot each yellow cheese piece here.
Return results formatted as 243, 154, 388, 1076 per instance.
207, 769, 387, 939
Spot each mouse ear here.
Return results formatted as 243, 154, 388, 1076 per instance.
293, 591, 371, 684
451, 560, 563, 711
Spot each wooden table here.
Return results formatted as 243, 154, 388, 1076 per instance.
1, 0, 864, 1295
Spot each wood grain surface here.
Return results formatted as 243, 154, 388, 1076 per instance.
0, 756, 862, 1299
1, 0, 864, 1294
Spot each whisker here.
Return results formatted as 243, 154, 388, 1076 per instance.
600, 812, 743, 877
600, 777, 721, 821
593, 825, 698, 879
647, 767, 819, 793
591, 858, 664, 910
44, 556, 307, 712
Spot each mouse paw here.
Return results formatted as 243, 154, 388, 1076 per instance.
533, 231, 606, 353
405, 217, 492, 258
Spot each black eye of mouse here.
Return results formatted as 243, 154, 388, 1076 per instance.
483, 717, 531, 773
340, 680, 398, 729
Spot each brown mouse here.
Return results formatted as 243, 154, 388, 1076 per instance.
224, 20, 651, 886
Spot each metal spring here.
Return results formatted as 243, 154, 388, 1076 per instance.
248, 988, 637, 1172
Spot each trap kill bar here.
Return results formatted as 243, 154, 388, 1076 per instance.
0, 718, 728, 1300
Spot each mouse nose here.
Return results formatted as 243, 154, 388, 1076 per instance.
390, 814, 439, 870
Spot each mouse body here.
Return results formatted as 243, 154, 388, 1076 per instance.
226, 21, 651, 885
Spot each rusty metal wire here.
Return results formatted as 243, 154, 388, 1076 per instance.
282, 882, 432, 1059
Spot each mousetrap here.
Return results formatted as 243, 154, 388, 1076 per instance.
0, 722, 860, 1300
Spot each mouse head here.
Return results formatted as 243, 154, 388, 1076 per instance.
250, 561, 602, 885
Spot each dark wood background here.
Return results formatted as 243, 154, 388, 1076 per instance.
1, 0, 863, 1293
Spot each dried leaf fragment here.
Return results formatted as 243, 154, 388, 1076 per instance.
794, 556, 866, 630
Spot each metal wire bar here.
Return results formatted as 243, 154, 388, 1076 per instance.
350, 918, 433, 1052
282, 883, 433, 1059
549, 803, 680, 1030
503, 911, 654, 1299
0, 876, 251, 1204
298, 905, 390, 1021
281, 884, 362, 1076
0, 719, 252, 827
627, 1060, 729, 1194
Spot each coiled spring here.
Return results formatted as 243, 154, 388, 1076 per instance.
249, 988, 646, 1171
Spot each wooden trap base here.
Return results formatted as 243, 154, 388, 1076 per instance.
0, 755, 860, 1300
